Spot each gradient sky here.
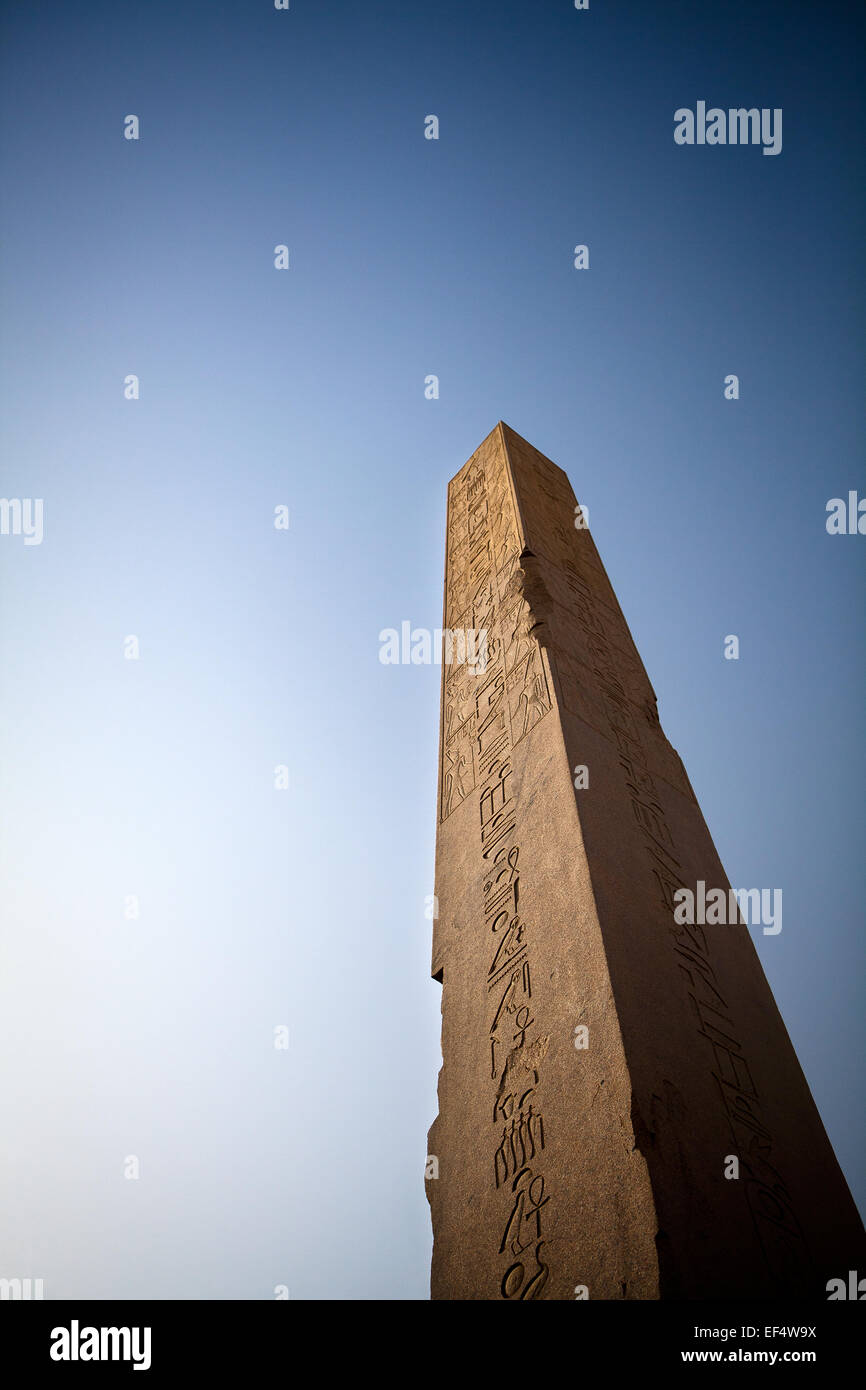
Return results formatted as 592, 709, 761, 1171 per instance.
0, 0, 863, 1299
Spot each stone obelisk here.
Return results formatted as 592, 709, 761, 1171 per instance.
426, 422, 864, 1300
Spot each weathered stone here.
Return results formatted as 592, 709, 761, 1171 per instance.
426, 422, 864, 1300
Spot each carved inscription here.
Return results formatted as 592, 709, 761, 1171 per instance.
432, 428, 845, 1301
442, 437, 554, 1298
561, 535, 814, 1294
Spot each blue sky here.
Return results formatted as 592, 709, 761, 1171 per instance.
0, 0, 863, 1298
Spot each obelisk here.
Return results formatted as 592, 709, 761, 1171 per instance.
426, 422, 864, 1300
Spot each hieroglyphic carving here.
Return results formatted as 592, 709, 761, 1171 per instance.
559, 522, 815, 1294
441, 450, 551, 819
432, 428, 856, 1301
440, 433, 554, 1298
496, 430, 813, 1292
